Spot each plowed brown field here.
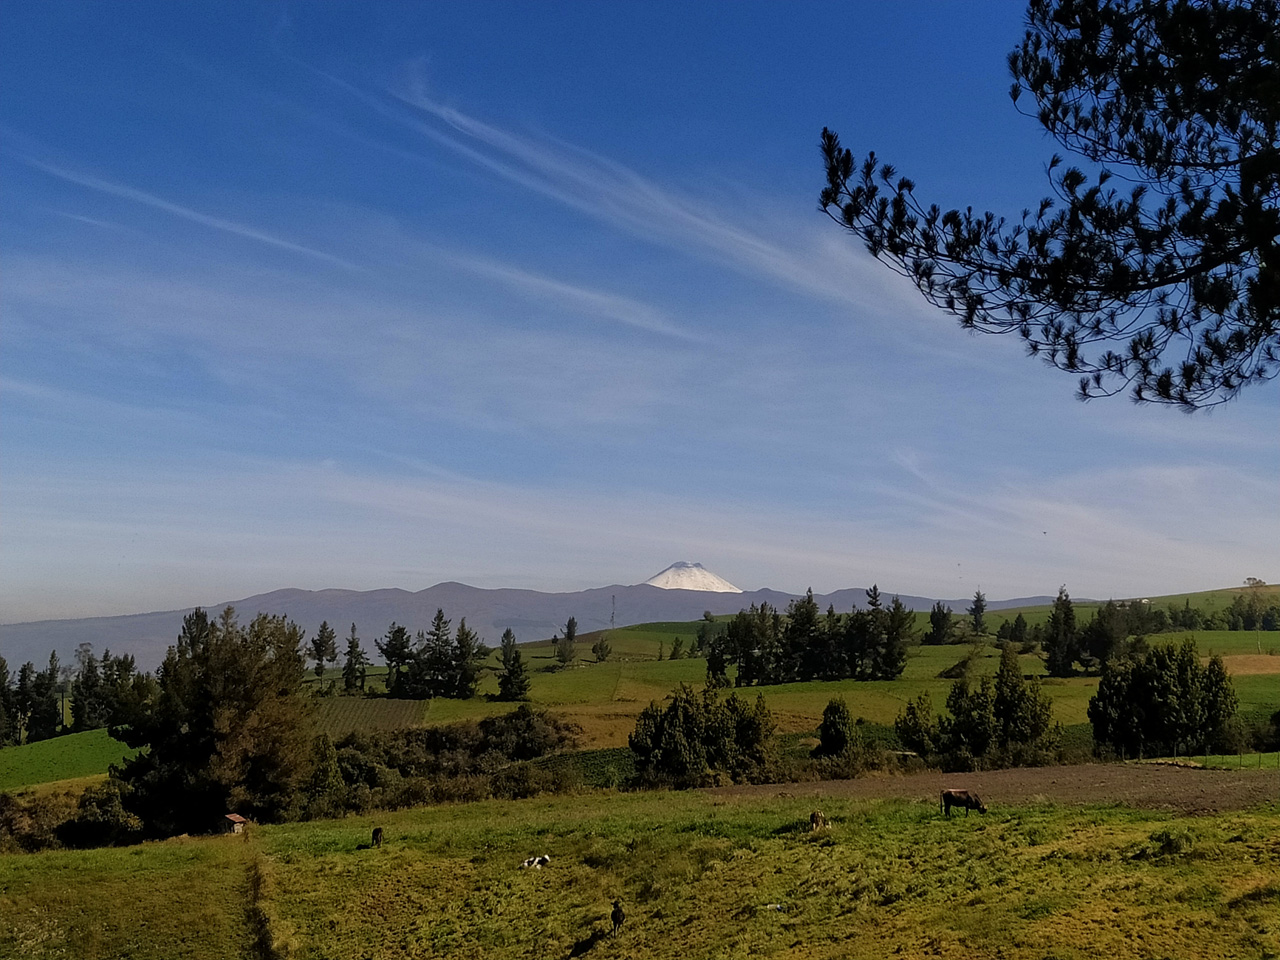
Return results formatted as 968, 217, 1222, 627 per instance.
711, 762, 1280, 815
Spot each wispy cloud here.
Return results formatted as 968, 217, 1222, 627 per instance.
441, 253, 703, 342
388, 83, 868, 301
19, 155, 360, 269
289, 69, 911, 314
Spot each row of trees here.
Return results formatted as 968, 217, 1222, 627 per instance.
1040, 586, 1280, 678
374, 610, 491, 700
705, 587, 915, 687
1, 606, 543, 751
1, 606, 560, 844
1089, 639, 1240, 758
0, 654, 61, 746
0, 646, 153, 747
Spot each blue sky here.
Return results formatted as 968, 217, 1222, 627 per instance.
2, 1, 1276, 622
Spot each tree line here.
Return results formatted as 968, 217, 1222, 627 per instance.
0, 647, 154, 747
1, 606, 570, 849
704, 586, 915, 687
0, 603, 548, 753
1034, 586, 1280, 679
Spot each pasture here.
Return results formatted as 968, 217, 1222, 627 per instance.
3, 765, 1280, 960
0, 728, 137, 793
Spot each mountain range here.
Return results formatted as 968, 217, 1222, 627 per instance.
0, 564, 1058, 670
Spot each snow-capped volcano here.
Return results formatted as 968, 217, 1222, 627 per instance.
641, 562, 742, 593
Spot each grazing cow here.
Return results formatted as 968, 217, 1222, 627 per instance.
611, 899, 625, 937
520, 855, 551, 869
810, 810, 828, 832
372, 827, 383, 848
941, 789, 987, 817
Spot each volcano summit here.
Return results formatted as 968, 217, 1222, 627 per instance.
641, 562, 742, 593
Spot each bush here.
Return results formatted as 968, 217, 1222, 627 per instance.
813, 698, 857, 758
629, 685, 776, 788
325, 707, 579, 815
56, 779, 144, 848
0, 789, 78, 853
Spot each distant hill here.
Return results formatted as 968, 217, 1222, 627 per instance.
0, 582, 1061, 670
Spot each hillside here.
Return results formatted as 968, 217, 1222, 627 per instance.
0, 579, 1060, 670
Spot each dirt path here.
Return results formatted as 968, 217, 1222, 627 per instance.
709, 763, 1280, 816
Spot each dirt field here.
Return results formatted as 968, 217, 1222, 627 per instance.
1222, 653, 1280, 674
712, 762, 1280, 815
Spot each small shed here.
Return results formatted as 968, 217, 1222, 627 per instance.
223, 813, 248, 835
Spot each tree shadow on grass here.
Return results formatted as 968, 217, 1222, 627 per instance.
567, 929, 607, 957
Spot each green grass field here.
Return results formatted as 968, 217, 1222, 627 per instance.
313, 697, 432, 738
4, 786, 1280, 959
0, 729, 137, 793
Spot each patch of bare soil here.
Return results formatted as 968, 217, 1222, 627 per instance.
709, 763, 1280, 816
1222, 653, 1280, 674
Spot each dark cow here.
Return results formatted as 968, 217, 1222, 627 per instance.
372, 826, 384, 848
810, 810, 828, 832
611, 899, 625, 937
941, 789, 987, 817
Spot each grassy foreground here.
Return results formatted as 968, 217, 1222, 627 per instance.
3, 785, 1279, 960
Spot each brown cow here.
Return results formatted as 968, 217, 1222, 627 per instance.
810, 810, 828, 832
941, 789, 987, 817
372, 826, 384, 847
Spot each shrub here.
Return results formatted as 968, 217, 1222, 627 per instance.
629, 685, 775, 788
813, 698, 858, 758
56, 779, 144, 848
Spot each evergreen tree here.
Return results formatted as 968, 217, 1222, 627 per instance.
342, 623, 368, 693
695, 611, 724, 655
630, 685, 774, 787
895, 692, 939, 758
926, 601, 953, 645
705, 641, 730, 689
820, 0, 1280, 408
877, 595, 915, 680
27, 653, 61, 742
968, 590, 987, 635
0, 656, 13, 746
992, 643, 1054, 757
1201, 654, 1240, 753
556, 616, 578, 666
450, 619, 489, 699
1080, 600, 1128, 666
14, 661, 37, 743
821, 604, 847, 678
591, 632, 613, 663
113, 607, 313, 834
71, 644, 111, 731
305, 733, 344, 817
1044, 586, 1079, 676
497, 628, 531, 701
1010, 612, 1029, 647
942, 676, 997, 768
400, 609, 453, 699
813, 697, 859, 758
375, 623, 412, 694
310, 621, 338, 689
783, 589, 823, 681
1088, 638, 1240, 758
669, 636, 685, 660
